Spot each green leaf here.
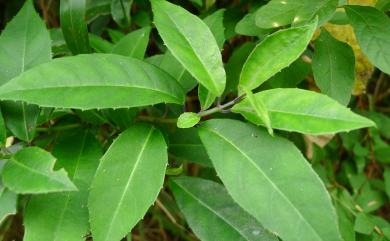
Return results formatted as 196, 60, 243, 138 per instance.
255, 0, 337, 29
198, 9, 226, 109
0, 54, 185, 110
0, 0, 51, 142
152, 0, 226, 96
86, 0, 111, 21
2, 147, 77, 194
345, 5, 390, 75
354, 213, 375, 235
177, 112, 201, 128
23, 131, 102, 241
0, 109, 6, 146
232, 88, 375, 135
239, 19, 317, 91
198, 119, 343, 241
171, 176, 278, 241
0, 102, 40, 142
107, 28, 125, 43
198, 84, 216, 110
168, 128, 212, 166
225, 42, 256, 94
385, 168, 390, 198
89, 34, 114, 53
242, 88, 273, 135
203, 9, 226, 50
312, 29, 355, 105
89, 124, 167, 241
153, 51, 198, 93
111, 0, 133, 28
235, 12, 270, 37
0, 188, 17, 224
60, 0, 91, 54
111, 27, 151, 59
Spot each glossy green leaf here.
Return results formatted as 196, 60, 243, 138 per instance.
255, 0, 337, 29
0, 54, 185, 110
168, 128, 212, 166
23, 131, 102, 241
0, 187, 17, 224
177, 112, 201, 128
89, 124, 167, 241
152, 0, 226, 96
2, 147, 77, 194
313, 29, 355, 105
111, 27, 151, 59
171, 176, 278, 241
198, 119, 343, 241
232, 88, 375, 135
239, 19, 317, 91
0, 0, 51, 142
345, 5, 390, 75
60, 0, 91, 54
111, 0, 132, 28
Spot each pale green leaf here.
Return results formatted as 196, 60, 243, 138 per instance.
171, 176, 278, 241
313, 29, 355, 105
0, 54, 185, 110
232, 88, 375, 135
89, 124, 167, 241
111, 27, 151, 59
345, 5, 390, 75
2, 147, 77, 194
23, 131, 102, 241
354, 213, 375, 235
198, 119, 343, 241
177, 112, 201, 128
152, 0, 226, 96
255, 0, 337, 28
239, 19, 317, 91
0, 0, 51, 142
60, 0, 91, 54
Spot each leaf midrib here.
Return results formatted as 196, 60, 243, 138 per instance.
204, 127, 324, 241
175, 181, 250, 240
156, 3, 221, 95
102, 127, 154, 241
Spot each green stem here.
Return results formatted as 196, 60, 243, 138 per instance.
35, 123, 81, 132
197, 95, 245, 117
